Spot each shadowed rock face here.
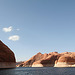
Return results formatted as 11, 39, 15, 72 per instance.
0, 40, 16, 68
32, 52, 60, 67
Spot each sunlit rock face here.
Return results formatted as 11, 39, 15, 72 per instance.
0, 40, 16, 68
18, 52, 48, 67
54, 52, 75, 67
32, 52, 60, 67
17, 51, 75, 67
17, 52, 60, 67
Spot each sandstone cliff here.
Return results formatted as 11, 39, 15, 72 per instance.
0, 40, 16, 68
17, 52, 75, 67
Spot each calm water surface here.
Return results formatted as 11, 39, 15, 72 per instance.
0, 67, 75, 75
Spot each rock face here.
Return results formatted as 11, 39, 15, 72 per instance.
32, 52, 61, 67
17, 52, 75, 67
17, 52, 48, 67
0, 40, 16, 68
54, 52, 75, 67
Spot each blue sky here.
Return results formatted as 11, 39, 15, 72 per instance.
0, 0, 75, 61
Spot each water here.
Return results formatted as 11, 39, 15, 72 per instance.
0, 67, 75, 75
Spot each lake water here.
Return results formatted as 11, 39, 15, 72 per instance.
0, 67, 75, 75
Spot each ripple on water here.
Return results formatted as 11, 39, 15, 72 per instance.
0, 67, 75, 75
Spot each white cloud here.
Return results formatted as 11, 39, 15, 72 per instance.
8, 35, 20, 41
3, 26, 12, 32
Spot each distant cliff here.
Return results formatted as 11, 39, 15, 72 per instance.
0, 40, 16, 68
16, 52, 75, 67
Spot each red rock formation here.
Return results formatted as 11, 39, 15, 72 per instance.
17, 51, 75, 67
54, 52, 75, 67
18, 52, 48, 67
32, 52, 61, 67
0, 40, 16, 68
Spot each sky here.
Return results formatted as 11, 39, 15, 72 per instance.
0, 0, 75, 61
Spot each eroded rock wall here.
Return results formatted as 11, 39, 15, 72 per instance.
0, 40, 16, 68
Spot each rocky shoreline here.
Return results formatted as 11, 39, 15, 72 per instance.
16, 52, 75, 67
1, 40, 75, 68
